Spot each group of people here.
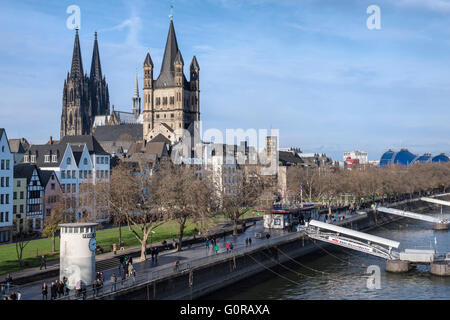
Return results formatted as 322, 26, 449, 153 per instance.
42, 277, 69, 300
92, 272, 105, 297
149, 247, 159, 264
2, 289, 21, 300
204, 237, 220, 254
245, 237, 253, 246
114, 255, 136, 290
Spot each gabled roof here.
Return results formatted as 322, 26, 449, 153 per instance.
150, 133, 171, 144
39, 170, 59, 188
279, 151, 304, 165
59, 135, 109, 155
14, 163, 41, 184
144, 142, 169, 158
8, 138, 30, 153
25, 143, 66, 168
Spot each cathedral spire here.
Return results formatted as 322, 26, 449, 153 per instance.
155, 20, 181, 87
90, 31, 102, 81
70, 28, 84, 79
132, 71, 141, 116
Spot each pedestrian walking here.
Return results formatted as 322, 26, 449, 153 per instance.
173, 260, 180, 272
248, 237, 252, 246
57, 280, 64, 298
226, 242, 230, 253
245, 238, 249, 247
230, 243, 234, 252
42, 282, 48, 300
154, 247, 159, 263
205, 239, 210, 249
5, 273, 12, 291
214, 244, 219, 254
40, 255, 47, 270
50, 282, 57, 300
111, 273, 117, 292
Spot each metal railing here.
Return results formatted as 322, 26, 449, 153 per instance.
56, 230, 306, 300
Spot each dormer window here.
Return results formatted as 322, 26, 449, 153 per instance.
52, 155, 57, 163
30, 155, 36, 163
23, 155, 29, 163
44, 155, 50, 163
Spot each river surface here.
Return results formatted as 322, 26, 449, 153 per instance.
205, 207, 450, 300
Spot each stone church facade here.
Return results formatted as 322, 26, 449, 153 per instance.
60, 30, 110, 138
143, 19, 200, 143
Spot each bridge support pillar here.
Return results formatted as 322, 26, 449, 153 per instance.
386, 259, 410, 273
430, 262, 450, 276
432, 223, 448, 231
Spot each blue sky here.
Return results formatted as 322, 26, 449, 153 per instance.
1, 0, 450, 160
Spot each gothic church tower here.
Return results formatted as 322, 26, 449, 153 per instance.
143, 18, 200, 143
61, 30, 110, 138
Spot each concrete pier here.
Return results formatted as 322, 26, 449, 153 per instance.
430, 261, 450, 276
386, 260, 410, 273
432, 222, 449, 231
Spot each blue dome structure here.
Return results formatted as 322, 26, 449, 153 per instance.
413, 153, 432, 163
431, 153, 450, 163
380, 149, 450, 167
380, 149, 395, 167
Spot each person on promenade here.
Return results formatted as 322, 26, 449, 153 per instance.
173, 260, 180, 272
205, 239, 210, 250
16, 290, 21, 300
5, 273, 12, 291
128, 262, 134, 280
248, 237, 252, 246
245, 238, 249, 247
230, 243, 234, 252
96, 278, 102, 296
50, 282, 56, 300
9, 291, 17, 300
111, 273, 117, 292
64, 280, 70, 296
40, 255, 47, 270
121, 267, 127, 286
42, 282, 48, 300
226, 242, 230, 253
154, 247, 159, 263
57, 280, 64, 298
214, 244, 219, 254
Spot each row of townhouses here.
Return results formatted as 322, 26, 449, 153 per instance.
0, 129, 111, 243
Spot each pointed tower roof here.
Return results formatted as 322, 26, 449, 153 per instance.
70, 28, 84, 79
144, 52, 153, 67
174, 50, 184, 65
190, 56, 199, 70
134, 71, 139, 98
155, 20, 184, 88
90, 32, 102, 81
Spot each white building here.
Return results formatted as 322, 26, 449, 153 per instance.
343, 150, 368, 164
23, 135, 111, 222
0, 129, 13, 242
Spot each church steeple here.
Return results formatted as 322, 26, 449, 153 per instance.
155, 20, 183, 88
90, 32, 102, 81
70, 28, 83, 79
132, 71, 141, 116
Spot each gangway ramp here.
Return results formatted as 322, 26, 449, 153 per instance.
306, 220, 400, 260
421, 197, 450, 207
376, 206, 449, 230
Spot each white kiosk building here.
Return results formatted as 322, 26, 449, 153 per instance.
59, 222, 98, 288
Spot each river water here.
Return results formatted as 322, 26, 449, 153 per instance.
205, 207, 450, 300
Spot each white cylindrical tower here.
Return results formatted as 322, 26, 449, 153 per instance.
59, 223, 98, 289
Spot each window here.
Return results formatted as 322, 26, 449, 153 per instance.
156, 97, 161, 105
84, 170, 87, 179
105, 157, 109, 164
100, 157, 104, 164
20, 205, 23, 213
51, 183, 55, 190
13, 205, 16, 214
72, 170, 76, 178
52, 155, 57, 163
171, 113, 174, 118
67, 171, 71, 179
20, 191, 24, 199
61, 170, 66, 179
6, 177, 9, 187
13, 192, 16, 200
4, 212, 8, 222
79, 171, 83, 179
1, 160, 4, 170
170, 96, 174, 105
67, 157, 71, 165
17, 180, 20, 187
1, 177, 3, 187
1, 146, 3, 152
23, 155, 29, 163
5, 160, 9, 170
163, 97, 167, 105
30, 155, 36, 163
44, 155, 50, 163
156, 114, 160, 119
96, 157, 100, 164
84, 158, 88, 165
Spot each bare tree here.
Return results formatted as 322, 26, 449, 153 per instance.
41, 195, 67, 253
